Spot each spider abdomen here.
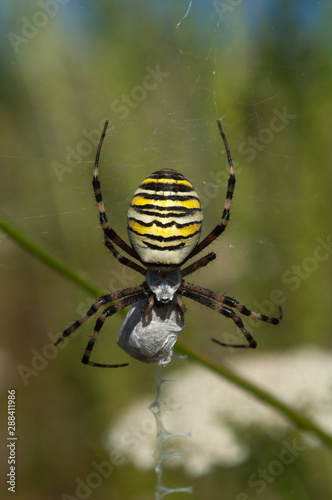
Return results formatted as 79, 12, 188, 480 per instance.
127, 169, 203, 268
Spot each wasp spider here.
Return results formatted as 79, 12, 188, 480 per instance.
55, 120, 281, 367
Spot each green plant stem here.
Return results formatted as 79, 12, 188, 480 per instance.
175, 341, 332, 448
2, 213, 332, 449
0, 214, 100, 296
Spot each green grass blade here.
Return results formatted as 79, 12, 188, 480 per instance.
0, 214, 100, 296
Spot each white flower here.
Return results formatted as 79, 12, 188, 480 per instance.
106, 347, 332, 476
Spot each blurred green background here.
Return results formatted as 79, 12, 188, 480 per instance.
1, 1, 332, 499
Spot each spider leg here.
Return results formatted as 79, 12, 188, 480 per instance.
82, 291, 147, 367
93, 120, 140, 260
54, 284, 148, 346
189, 120, 235, 259
181, 285, 256, 348
181, 252, 216, 277
182, 281, 281, 324
104, 236, 146, 275
180, 281, 281, 348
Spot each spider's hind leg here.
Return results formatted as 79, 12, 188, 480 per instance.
180, 281, 281, 349
213, 305, 282, 349
82, 290, 147, 368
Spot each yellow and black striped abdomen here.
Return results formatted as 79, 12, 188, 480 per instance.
127, 169, 203, 268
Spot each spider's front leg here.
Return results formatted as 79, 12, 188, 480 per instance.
188, 119, 236, 260
93, 120, 140, 260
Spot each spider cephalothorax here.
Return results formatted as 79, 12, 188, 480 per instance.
55, 120, 281, 367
